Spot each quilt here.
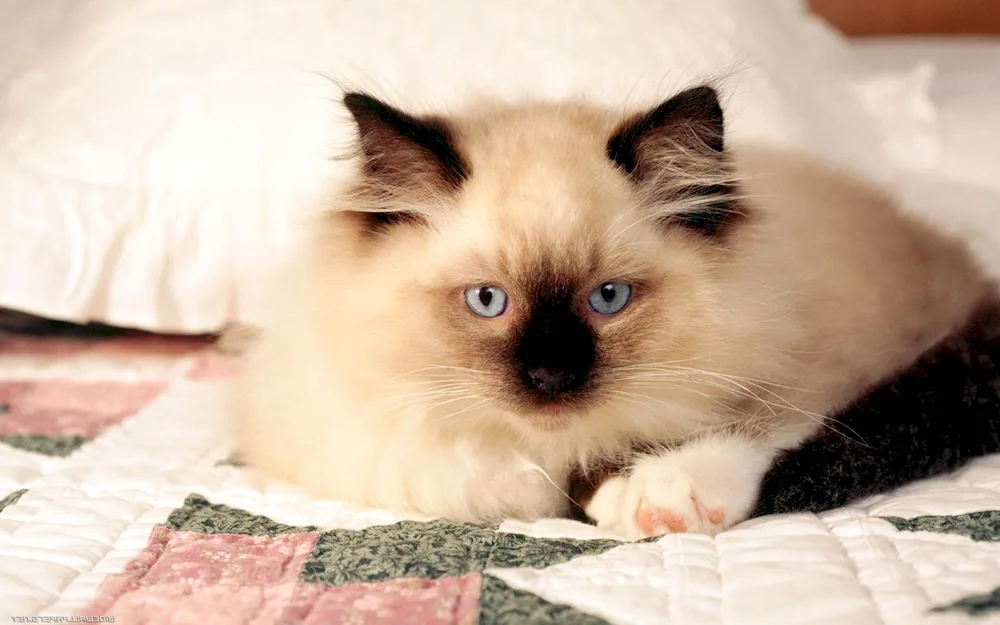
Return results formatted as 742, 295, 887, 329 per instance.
1, 328, 1000, 625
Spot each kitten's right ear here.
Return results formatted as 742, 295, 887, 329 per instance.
607, 86, 743, 238
343, 92, 470, 195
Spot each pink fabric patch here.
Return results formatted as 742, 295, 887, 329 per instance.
0, 335, 93, 355
82, 527, 321, 624
291, 574, 482, 625
187, 351, 242, 381
0, 331, 212, 360
0, 382, 32, 406
0, 380, 166, 437
89, 334, 213, 358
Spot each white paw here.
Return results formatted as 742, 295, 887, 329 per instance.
584, 437, 771, 540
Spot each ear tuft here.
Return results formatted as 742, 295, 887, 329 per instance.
607, 86, 743, 238
342, 208, 430, 240
343, 92, 470, 194
608, 85, 724, 177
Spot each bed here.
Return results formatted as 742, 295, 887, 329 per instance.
1, 2, 1000, 624
4, 303, 1000, 624
4, 320, 1000, 624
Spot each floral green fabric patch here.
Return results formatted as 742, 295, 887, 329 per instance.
214, 452, 246, 467
932, 586, 1000, 616
479, 576, 611, 625
158, 494, 622, 624
301, 519, 498, 585
0, 488, 26, 513
0, 434, 88, 457
164, 494, 316, 536
166, 494, 630, 587
300, 520, 626, 587
879, 510, 1000, 542
488, 532, 624, 570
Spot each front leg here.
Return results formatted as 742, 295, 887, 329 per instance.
584, 434, 775, 539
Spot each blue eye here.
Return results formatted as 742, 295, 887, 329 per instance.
465, 285, 508, 318
588, 281, 632, 315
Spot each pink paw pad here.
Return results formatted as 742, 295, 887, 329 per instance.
636, 500, 688, 536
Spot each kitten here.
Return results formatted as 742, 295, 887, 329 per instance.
230, 85, 993, 539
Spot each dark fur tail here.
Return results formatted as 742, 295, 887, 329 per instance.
751, 303, 1000, 518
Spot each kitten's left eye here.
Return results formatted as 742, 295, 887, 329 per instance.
465, 285, 508, 318
588, 281, 632, 315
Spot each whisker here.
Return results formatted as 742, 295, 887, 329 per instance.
399, 364, 491, 377
610, 364, 870, 448
377, 387, 477, 407
524, 462, 585, 512
433, 399, 490, 424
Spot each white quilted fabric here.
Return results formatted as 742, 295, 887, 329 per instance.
0, 0, 933, 334
1, 347, 1000, 624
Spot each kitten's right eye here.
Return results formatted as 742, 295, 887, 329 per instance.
465, 286, 508, 318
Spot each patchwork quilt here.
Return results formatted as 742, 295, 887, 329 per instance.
1, 330, 1000, 625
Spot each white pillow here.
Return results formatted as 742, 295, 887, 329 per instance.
0, 0, 919, 333
855, 37, 1000, 193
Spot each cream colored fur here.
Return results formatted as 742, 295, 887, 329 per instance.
229, 98, 992, 533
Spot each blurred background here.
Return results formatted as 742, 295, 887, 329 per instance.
811, 0, 999, 36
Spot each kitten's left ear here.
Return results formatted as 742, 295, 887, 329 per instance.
608, 86, 742, 237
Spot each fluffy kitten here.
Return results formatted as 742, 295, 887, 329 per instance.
230, 85, 992, 539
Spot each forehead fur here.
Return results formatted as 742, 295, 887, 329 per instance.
423, 103, 673, 284
334, 88, 738, 299
451, 103, 630, 229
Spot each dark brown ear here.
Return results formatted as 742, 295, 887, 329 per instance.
607, 86, 742, 237
343, 92, 469, 195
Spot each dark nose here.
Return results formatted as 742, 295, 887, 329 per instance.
527, 367, 570, 399
513, 292, 597, 403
